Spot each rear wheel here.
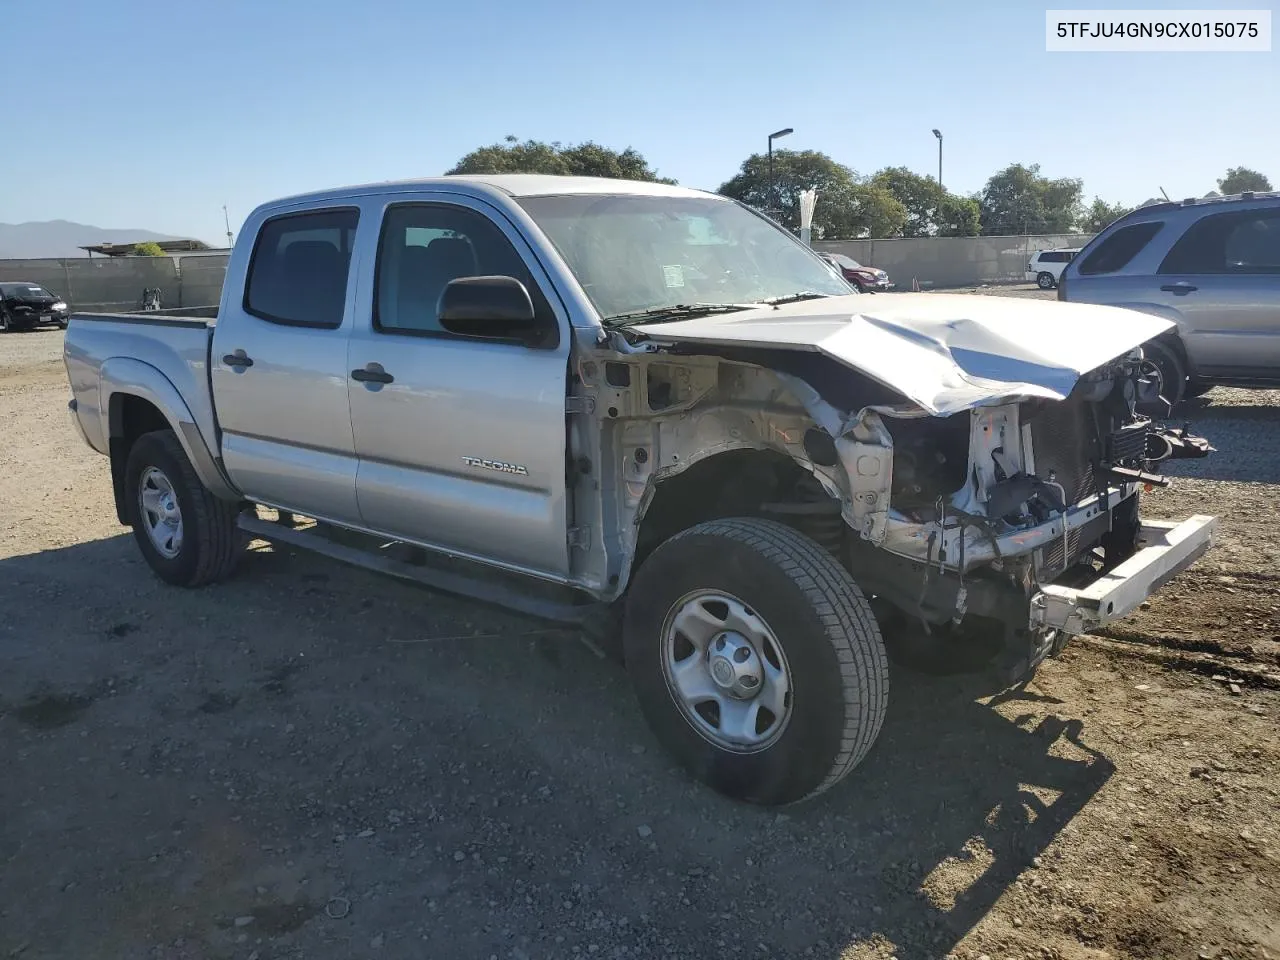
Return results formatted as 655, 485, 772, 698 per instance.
1036, 271, 1056, 290
1140, 339, 1187, 408
623, 518, 889, 806
124, 430, 242, 586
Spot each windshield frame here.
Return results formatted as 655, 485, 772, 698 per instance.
514, 192, 851, 325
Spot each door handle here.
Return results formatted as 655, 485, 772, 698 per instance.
351, 363, 394, 385
222, 350, 254, 368
1160, 283, 1198, 295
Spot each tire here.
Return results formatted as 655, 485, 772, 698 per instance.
124, 430, 242, 586
1036, 271, 1056, 290
623, 517, 889, 806
1141, 338, 1187, 408
0, 310, 10, 333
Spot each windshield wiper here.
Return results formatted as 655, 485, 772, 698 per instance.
761, 291, 832, 306
603, 303, 755, 328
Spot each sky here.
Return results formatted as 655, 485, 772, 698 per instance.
2, 0, 1276, 245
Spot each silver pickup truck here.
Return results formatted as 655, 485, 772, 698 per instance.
64, 174, 1217, 806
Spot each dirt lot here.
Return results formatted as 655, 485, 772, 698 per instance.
2, 297, 1278, 960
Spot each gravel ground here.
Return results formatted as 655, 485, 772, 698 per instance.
2, 316, 1278, 960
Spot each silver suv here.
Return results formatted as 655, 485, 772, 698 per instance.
1058, 192, 1280, 405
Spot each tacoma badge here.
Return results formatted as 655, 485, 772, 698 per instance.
462, 456, 529, 477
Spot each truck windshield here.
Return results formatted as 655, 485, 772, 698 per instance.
516, 194, 851, 321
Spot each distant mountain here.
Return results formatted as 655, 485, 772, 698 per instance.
0, 220, 181, 259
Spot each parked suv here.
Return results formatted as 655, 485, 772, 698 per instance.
1025, 248, 1079, 289
1058, 192, 1280, 405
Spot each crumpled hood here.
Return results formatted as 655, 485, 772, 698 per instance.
631, 292, 1174, 416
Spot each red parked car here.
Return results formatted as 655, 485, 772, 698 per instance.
818, 253, 895, 292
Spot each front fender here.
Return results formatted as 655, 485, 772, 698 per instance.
99, 357, 240, 501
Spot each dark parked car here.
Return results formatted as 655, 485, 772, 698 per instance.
0, 282, 69, 332
818, 252, 895, 292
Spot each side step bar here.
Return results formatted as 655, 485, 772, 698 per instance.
237, 513, 600, 627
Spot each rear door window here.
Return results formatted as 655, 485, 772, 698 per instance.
244, 208, 360, 328
1076, 222, 1163, 275
1159, 210, 1280, 275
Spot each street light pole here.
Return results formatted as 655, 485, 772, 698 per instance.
767, 127, 794, 218
932, 129, 943, 191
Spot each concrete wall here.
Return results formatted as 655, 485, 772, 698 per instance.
0, 255, 229, 313
177, 255, 230, 311
814, 234, 1095, 289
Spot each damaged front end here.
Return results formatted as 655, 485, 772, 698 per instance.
796, 347, 1216, 682
593, 294, 1219, 685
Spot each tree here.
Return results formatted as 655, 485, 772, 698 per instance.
978, 163, 1083, 235
871, 166, 979, 237
717, 150, 904, 238
1079, 197, 1133, 233
719, 150, 857, 232
935, 194, 981, 237
1217, 166, 1272, 194
131, 242, 166, 257
847, 183, 907, 239
447, 136, 676, 184
871, 166, 941, 237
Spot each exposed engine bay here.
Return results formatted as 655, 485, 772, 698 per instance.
879, 347, 1209, 576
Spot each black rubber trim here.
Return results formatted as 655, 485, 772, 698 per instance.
70, 313, 211, 329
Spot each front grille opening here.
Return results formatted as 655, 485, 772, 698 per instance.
1028, 395, 1102, 504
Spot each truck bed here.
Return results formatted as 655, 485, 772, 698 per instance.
64, 311, 219, 461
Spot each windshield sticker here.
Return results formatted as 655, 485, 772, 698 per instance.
662, 264, 685, 288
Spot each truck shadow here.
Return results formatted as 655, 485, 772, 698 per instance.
0, 534, 1114, 960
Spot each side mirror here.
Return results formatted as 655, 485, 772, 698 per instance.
438, 275, 541, 344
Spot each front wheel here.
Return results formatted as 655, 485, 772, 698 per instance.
623, 518, 889, 806
0, 310, 10, 332
1037, 271, 1056, 290
1141, 339, 1187, 408
124, 430, 242, 586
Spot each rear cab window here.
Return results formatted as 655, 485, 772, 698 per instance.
1076, 222, 1164, 275
244, 208, 360, 328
